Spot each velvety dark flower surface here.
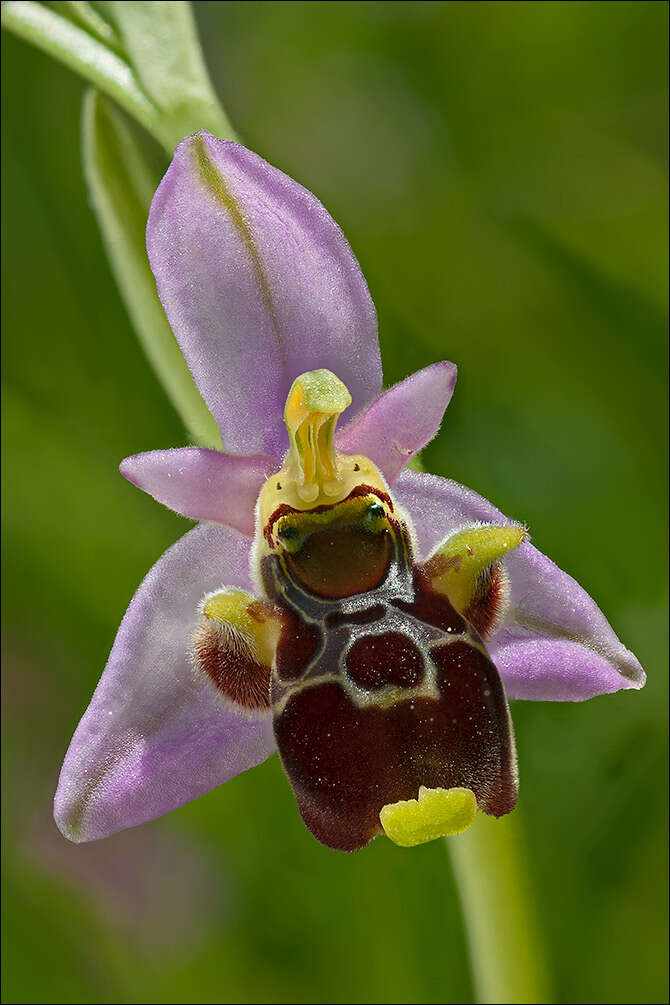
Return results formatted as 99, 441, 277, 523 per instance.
54, 132, 644, 848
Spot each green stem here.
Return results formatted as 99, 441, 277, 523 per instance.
448, 812, 552, 1005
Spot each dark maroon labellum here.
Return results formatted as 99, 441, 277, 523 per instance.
264, 503, 517, 852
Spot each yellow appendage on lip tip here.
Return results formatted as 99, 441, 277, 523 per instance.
380, 786, 477, 847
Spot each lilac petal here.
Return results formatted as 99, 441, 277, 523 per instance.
336, 362, 457, 485
147, 132, 381, 460
394, 470, 645, 702
120, 448, 277, 537
54, 524, 276, 843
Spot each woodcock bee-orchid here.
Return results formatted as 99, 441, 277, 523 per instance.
54, 134, 644, 851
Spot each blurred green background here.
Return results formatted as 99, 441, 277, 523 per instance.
2, 2, 668, 1003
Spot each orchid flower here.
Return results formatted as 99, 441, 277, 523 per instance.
54, 131, 645, 852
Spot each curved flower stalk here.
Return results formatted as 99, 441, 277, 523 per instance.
54, 132, 644, 850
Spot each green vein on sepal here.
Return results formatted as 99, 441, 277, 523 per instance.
193, 132, 285, 363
